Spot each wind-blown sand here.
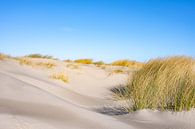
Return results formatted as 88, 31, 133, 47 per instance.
0, 58, 194, 129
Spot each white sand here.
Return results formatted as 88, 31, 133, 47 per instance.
0, 58, 194, 129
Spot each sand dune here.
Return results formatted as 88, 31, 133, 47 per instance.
0, 59, 194, 129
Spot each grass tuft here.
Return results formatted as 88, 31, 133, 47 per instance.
19, 58, 56, 69
66, 63, 80, 69
0, 53, 7, 60
35, 62, 56, 69
25, 54, 57, 60
111, 60, 143, 69
94, 61, 105, 66
126, 56, 195, 111
108, 69, 125, 76
51, 73, 69, 83
19, 58, 33, 65
74, 59, 93, 64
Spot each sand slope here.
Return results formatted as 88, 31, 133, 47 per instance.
0, 59, 194, 129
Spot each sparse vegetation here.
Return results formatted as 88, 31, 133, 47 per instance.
108, 69, 125, 76
94, 61, 105, 66
51, 73, 69, 83
111, 60, 143, 69
19, 58, 33, 65
19, 58, 56, 69
74, 59, 93, 64
66, 63, 80, 69
35, 62, 56, 69
0, 53, 7, 60
64, 59, 73, 62
0, 53, 12, 60
125, 56, 195, 111
25, 54, 57, 60
110, 86, 130, 100
100, 65, 107, 69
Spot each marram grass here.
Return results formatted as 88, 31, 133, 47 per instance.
127, 56, 195, 111
51, 73, 69, 83
111, 60, 143, 69
19, 58, 56, 69
74, 59, 93, 64
0, 54, 6, 60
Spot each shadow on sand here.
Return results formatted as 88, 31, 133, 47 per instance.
94, 85, 130, 116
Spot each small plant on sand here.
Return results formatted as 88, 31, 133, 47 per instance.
19, 58, 33, 65
0, 53, 11, 60
35, 62, 56, 69
94, 61, 105, 66
0, 54, 6, 60
126, 56, 195, 111
108, 69, 125, 76
74, 59, 93, 64
19, 58, 56, 69
66, 63, 80, 69
51, 73, 69, 83
25, 54, 57, 60
111, 60, 143, 69
100, 65, 107, 69
64, 59, 73, 62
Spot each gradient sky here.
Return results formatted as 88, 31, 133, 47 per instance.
0, 0, 194, 62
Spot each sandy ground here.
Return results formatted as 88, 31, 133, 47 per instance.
0, 58, 194, 129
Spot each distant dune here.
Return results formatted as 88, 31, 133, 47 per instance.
0, 57, 194, 129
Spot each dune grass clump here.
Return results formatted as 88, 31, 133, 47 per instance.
94, 61, 105, 66
25, 54, 56, 59
64, 59, 73, 62
19, 58, 33, 65
108, 69, 125, 76
0, 53, 12, 60
0, 53, 7, 60
66, 63, 80, 69
35, 62, 56, 69
74, 59, 93, 64
127, 56, 195, 111
19, 58, 56, 69
111, 60, 143, 69
51, 73, 69, 83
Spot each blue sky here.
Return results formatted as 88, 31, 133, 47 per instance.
0, 0, 194, 62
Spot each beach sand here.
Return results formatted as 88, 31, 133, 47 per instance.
0, 58, 194, 129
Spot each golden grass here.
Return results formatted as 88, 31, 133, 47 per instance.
108, 69, 125, 76
19, 58, 56, 69
0, 53, 12, 60
74, 59, 93, 64
35, 62, 56, 69
126, 56, 195, 111
51, 73, 69, 83
111, 60, 143, 69
19, 58, 33, 65
0, 53, 7, 60
110, 86, 131, 101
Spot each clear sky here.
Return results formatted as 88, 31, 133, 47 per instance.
0, 0, 194, 62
